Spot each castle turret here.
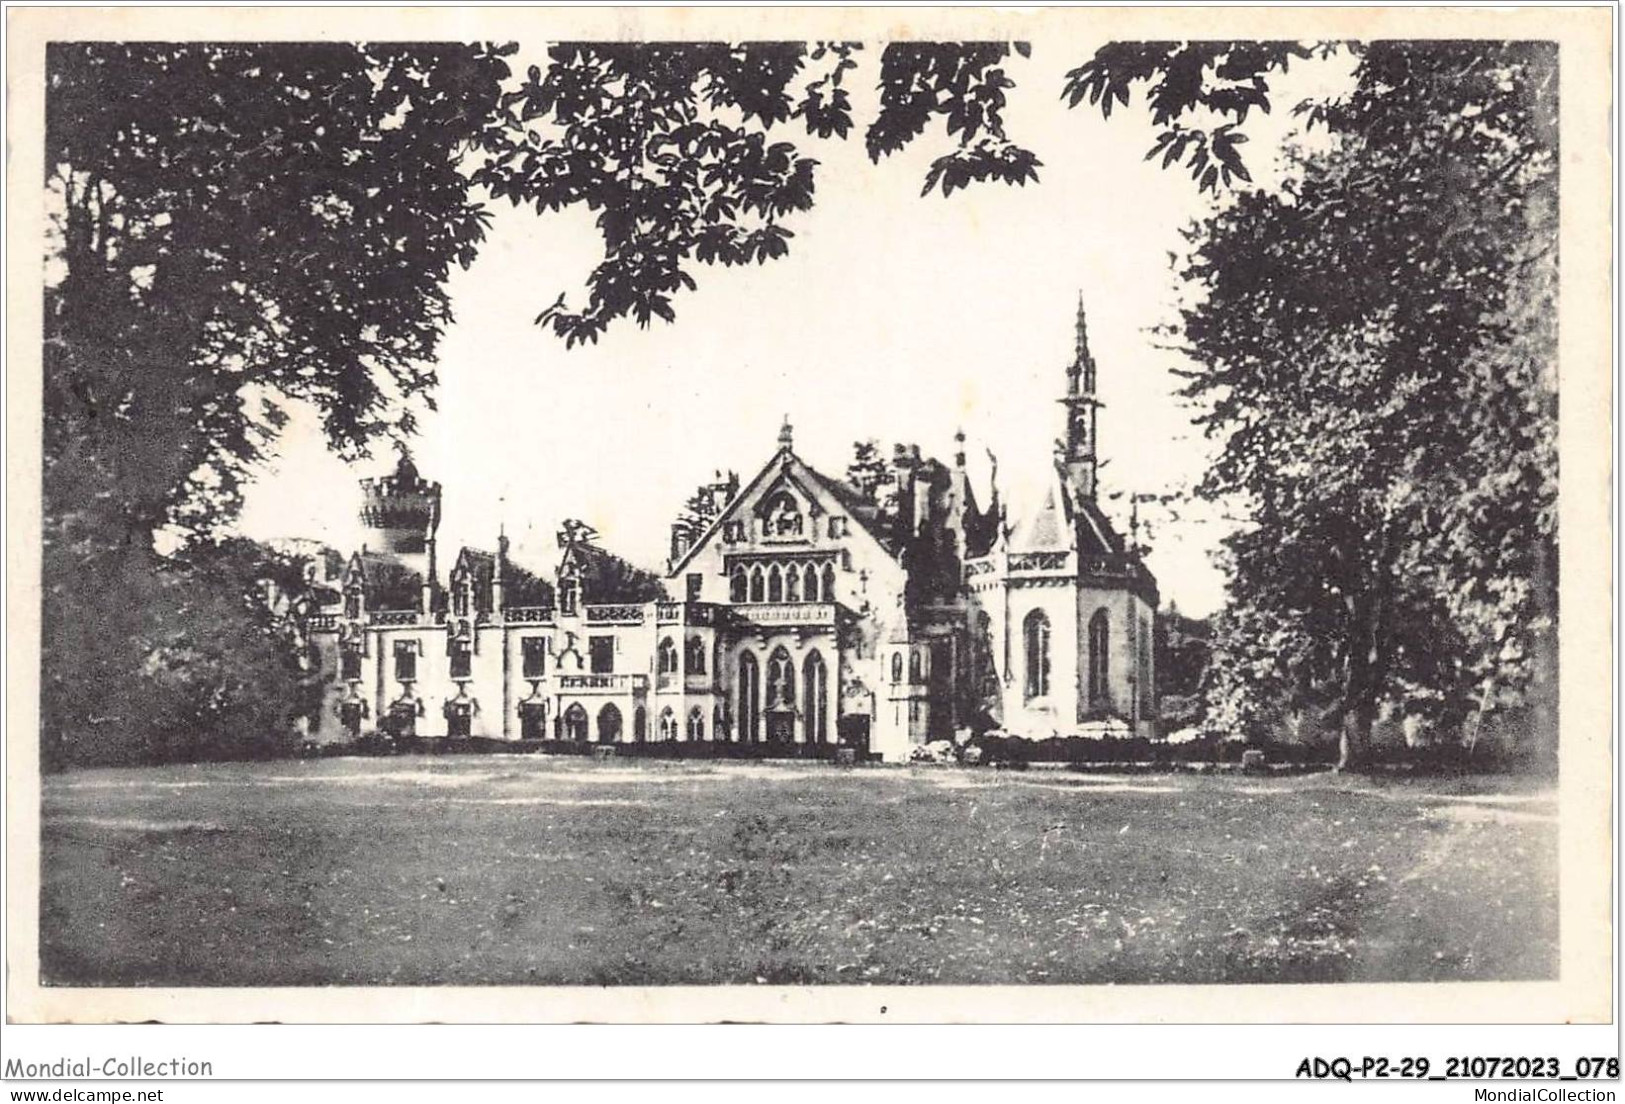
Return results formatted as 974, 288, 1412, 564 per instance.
358, 445, 441, 610
1060, 293, 1101, 502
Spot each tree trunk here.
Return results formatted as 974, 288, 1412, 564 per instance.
1336, 695, 1375, 772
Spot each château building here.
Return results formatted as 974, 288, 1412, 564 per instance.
309, 302, 1158, 760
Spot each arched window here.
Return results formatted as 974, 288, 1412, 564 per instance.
822, 563, 836, 602
908, 649, 923, 685
597, 703, 622, 743
344, 589, 361, 620
803, 651, 828, 744
749, 565, 765, 603
657, 636, 678, 675
1024, 609, 1051, 701
785, 563, 800, 601
1088, 609, 1110, 709
891, 652, 904, 684
730, 566, 748, 603
563, 703, 589, 742
738, 652, 761, 742
685, 636, 707, 674
1138, 614, 1154, 718
803, 563, 820, 601
634, 706, 647, 742
713, 704, 725, 742
659, 707, 678, 741
768, 564, 783, 603
687, 707, 705, 740
767, 646, 796, 712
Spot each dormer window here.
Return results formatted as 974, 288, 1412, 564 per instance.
723, 521, 744, 543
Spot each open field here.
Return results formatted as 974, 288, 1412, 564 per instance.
40, 755, 1557, 986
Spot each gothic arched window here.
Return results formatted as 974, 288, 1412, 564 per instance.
685, 635, 707, 674
803, 563, 820, 601
767, 646, 796, 712
687, 707, 705, 741
821, 563, 836, 602
657, 636, 678, 675
768, 563, 783, 603
891, 652, 904, 684
749, 565, 765, 603
730, 565, 748, 603
785, 563, 800, 601
659, 707, 677, 741
1024, 609, 1051, 701
908, 649, 923, 685
1089, 609, 1111, 710
803, 651, 828, 744
738, 652, 761, 742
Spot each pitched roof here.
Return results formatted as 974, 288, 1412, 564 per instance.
348, 551, 428, 611
563, 541, 668, 604
669, 444, 903, 576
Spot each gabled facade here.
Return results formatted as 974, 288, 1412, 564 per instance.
307, 300, 1158, 757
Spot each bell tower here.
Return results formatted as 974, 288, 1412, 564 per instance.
1059, 293, 1100, 501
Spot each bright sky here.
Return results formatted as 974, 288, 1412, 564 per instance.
236, 43, 1356, 618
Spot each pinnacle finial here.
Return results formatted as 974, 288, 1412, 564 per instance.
1075, 291, 1089, 360
778, 415, 793, 449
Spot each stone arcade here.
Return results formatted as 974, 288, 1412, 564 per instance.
309, 304, 1158, 761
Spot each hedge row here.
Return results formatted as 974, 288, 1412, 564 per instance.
320, 736, 862, 761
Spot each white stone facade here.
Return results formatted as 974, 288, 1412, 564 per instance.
310, 305, 1159, 758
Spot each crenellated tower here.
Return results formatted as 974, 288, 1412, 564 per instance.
1059, 292, 1101, 502
358, 445, 442, 604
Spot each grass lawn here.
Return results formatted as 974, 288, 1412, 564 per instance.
40, 755, 1557, 986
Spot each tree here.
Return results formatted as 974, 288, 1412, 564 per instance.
1158, 43, 1558, 767
43, 43, 511, 764
844, 439, 892, 501
46, 42, 512, 548
474, 42, 1038, 346
42, 536, 324, 770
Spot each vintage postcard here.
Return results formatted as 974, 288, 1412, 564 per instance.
4, 5, 1613, 1028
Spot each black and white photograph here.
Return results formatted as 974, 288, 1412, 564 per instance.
4, 4, 1613, 1044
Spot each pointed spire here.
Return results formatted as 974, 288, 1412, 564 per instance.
1075, 290, 1089, 363
778, 414, 794, 450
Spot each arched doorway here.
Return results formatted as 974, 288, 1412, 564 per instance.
597, 702, 622, 743
766, 646, 796, 742
562, 702, 589, 742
